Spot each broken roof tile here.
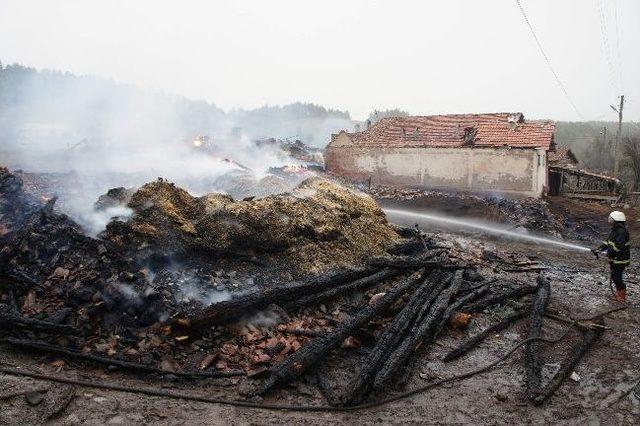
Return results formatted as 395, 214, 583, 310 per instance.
547, 147, 578, 165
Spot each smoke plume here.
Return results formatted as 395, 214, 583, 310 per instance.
0, 64, 356, 233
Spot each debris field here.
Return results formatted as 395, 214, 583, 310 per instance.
0, 165, 635, 421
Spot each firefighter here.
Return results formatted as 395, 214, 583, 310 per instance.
591, 211, 630, 302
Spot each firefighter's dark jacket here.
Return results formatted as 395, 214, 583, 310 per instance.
598, 222, 631, 265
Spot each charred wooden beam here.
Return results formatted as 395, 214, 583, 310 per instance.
391, 272, 478, 388
391, 284, 492, 388
462, 285, 535, 313
185, 251, 454, 330
431, 283, 491, 341
0, 306, 78, 335
315, 372, 340, 406
385, 239, 425, 256
531, 318, 604, 406
443, 310, 527, 362
258, 270, 427, 395
371, 270, 464, 394
525, 275, 551, 402
284, 268, 400, 310
184, 265, 390, 329
3, 337, 243, 378
366, 250, 447, 269
341, 269, 449, 406
0, 269, 43, 292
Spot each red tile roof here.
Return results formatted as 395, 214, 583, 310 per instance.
343, 113, 555, 150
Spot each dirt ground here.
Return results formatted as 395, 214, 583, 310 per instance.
2, 199, 639, 425
547, 196, 640, 245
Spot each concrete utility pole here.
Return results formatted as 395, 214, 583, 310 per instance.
610, 95, 624, 178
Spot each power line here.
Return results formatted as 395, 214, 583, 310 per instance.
613, 0, 624, 92
597, 0, 618, 95
514, 0, 583, 119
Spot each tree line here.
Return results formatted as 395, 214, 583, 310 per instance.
0, 62, 353, 149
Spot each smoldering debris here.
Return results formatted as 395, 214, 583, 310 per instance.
0, 167, 42, 234
94, 187, 135, 210
79, 205, 134, 237
255, 138, 324, 164
150, 267, 234, 317
101, 176, 399, 272
1, 166, 405, 373
13, 157, 321, 238
0, 166, 610, 408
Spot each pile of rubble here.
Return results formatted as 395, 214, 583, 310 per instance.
12, 171, 83, 204
0, 167, 42, 235
1, 167, 409, 375
0, 166, 606, 407
254, 138, 323, 164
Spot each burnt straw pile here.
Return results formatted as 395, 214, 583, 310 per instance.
102, 176, 399, 272
0, 166, 608, 407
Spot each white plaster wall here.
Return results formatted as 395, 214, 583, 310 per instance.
326, 146, 546, 197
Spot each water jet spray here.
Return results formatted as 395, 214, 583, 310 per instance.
383, 208, 591, 252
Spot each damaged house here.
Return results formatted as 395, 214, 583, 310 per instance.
547, 148, 621, 200
325, 113, 554, 197
326, 113, 558, 198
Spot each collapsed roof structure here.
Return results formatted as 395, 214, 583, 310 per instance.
547, 148, 621, 199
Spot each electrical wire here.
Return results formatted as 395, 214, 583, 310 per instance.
612, 0, 624, 93
514, 0, 583, 119
597, 0, 619, 96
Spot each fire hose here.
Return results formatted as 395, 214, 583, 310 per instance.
0, 307, 625, 412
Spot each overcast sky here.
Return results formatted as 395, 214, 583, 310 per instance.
1, 0, 638, 121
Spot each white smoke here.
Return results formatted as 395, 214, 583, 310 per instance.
178, 279, 232, 306
241, 305, 289, 329
112, 282, 143, 307
76, 205, 134, 237
1, 66, 347, 234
